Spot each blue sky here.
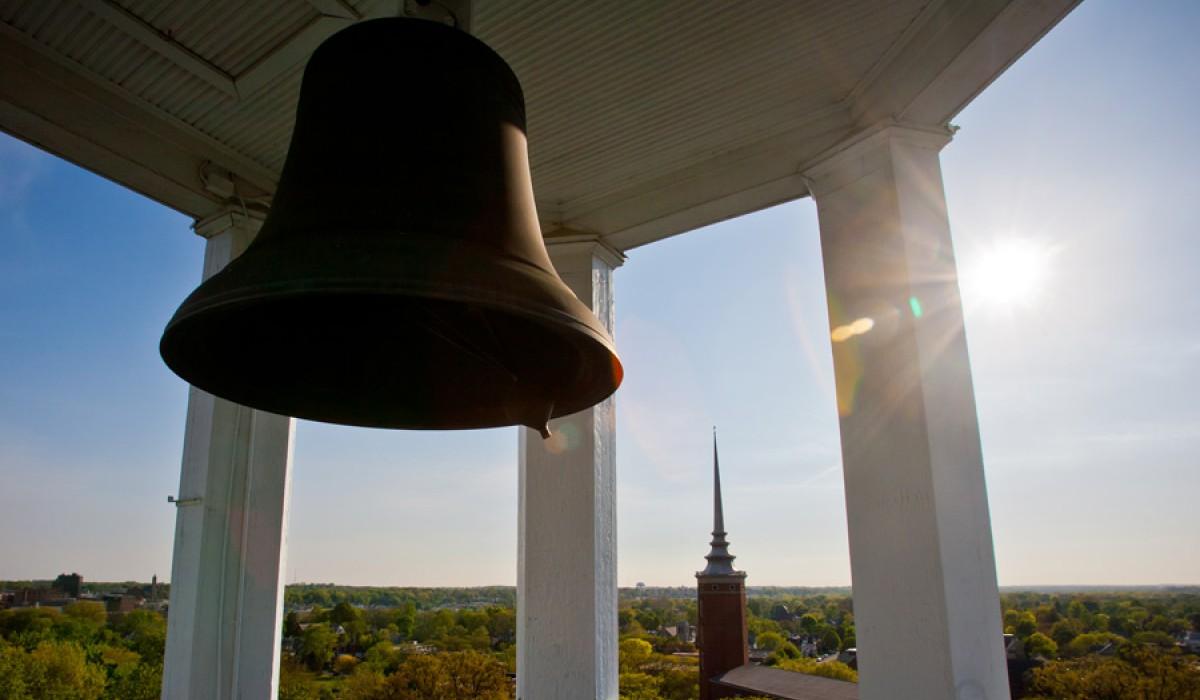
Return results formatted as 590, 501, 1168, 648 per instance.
2, 0, 1198, 587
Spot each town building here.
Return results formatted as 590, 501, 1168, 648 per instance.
696, 433, 857, 700
54, 572, 83, 598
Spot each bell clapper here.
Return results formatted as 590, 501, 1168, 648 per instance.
526, 400, 555, 440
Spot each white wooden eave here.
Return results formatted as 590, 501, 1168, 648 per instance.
0, 0, 1076, 252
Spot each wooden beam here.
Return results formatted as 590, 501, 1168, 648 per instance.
76, 0, 238, 98
304, 0, 360, 20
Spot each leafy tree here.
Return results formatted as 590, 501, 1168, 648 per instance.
1130, 630, 1176, 648
300, 624, 337, 671
415, 609, 456, 642
1049, 619, 1082, 647
113, 610, 166, 659
0, 607, 59, 644
98, 644, 140, 669
362, 642, 400, 674
381, 669, 438, 700
634, 608, 662, 632
0, 641, 31, 699
1168, 618, 1190, 635
393, 606, 416, 640
1004, 608, 1023, 631
1063, 632, 1125, 658
798, 612, 821, 634
439, 650, 509, 699
343, 618, 369, 649
1036, 603, 1062, 628
330, 602, 362, 627
755, 631, 787, 652
619, 638, 653, 671
334, 653, 360, 675
457, 610, 488, 632
101, 661, 161, 700
485, 607, 515, 646
657, 665, 699, 700
278, 659, 322, 700
63, 601, 107, 627
1012, 611, 1038, 639
819, 626, 842, 653
1030, 644, 1200, 699
339, 666, 386, 700
1024, 632, 1058, 659
284, 611, 303, 638
747, 616, 781, 639
618, 671, 663, 700
840, 625, 856, 651
23, 640, 106, 700
765, 643, 802, 663
772, 656, 858, 683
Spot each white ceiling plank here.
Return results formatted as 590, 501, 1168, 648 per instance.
75, 0, 239, 98
234, 16, 353, 99
570, 108, 851, 251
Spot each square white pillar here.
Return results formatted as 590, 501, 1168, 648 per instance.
162, 209, 296, 699
804, 125, 1009, 700
517, 234, 623, 700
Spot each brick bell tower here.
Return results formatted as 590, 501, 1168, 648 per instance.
696, 429, 748, 700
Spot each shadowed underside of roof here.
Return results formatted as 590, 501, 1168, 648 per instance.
0, 0, 1077, 250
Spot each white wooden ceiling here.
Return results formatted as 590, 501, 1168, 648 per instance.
0, 0, 1076, 250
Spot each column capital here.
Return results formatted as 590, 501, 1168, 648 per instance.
192, 205, 267, 240
544, 229, 626, 269
800, 121, 956, 199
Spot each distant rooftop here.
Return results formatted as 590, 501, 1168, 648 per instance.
713, 664, 859, 700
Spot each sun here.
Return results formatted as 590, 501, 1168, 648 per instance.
963, 237, 1051, 307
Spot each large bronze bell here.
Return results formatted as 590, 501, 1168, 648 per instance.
160, 18, 622, 436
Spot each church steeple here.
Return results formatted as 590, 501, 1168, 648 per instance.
701, 427, 739, 576
695, 428, 749, 700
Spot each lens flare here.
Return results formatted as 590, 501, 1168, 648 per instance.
830, 317, 875, 342
965, 237, 1051, 307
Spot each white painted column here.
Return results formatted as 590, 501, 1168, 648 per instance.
517, 234, 622, 700
162, 208, 296, 700
803, 125, 1009, 700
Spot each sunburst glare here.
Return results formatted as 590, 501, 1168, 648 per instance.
963, 237, 1053, 308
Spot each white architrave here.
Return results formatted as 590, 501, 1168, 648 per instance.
162, 208, 296, 700
517, 234, 623, 700
804, 124, 1009, 700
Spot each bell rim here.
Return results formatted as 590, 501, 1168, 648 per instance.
163, 278, 618, 358
160, 285, 623, 429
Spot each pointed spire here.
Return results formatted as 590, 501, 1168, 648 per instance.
713, 426, 724, 534
700, 427, 740, 577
